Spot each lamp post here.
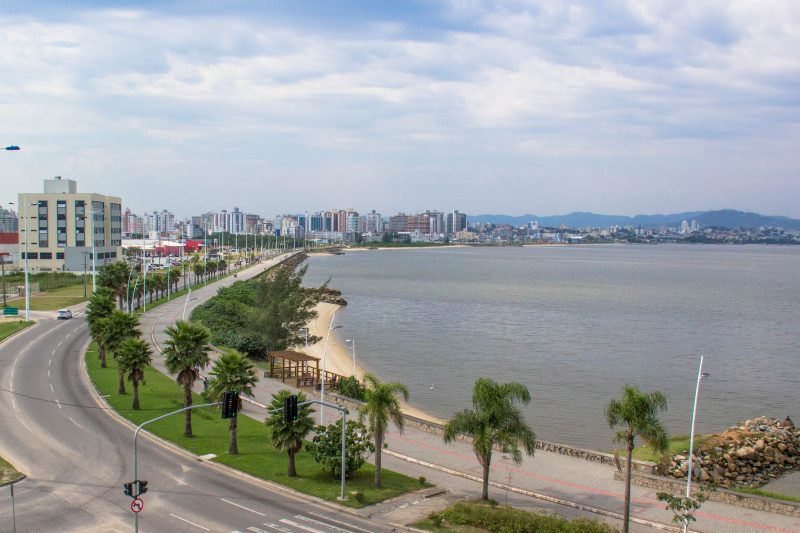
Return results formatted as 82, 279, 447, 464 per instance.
345, 338, 356, 376
22, 197, 35, 321
319, 313, 342, 425
684, 354, 709, 533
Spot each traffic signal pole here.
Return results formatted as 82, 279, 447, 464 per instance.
132, 402, 221, 532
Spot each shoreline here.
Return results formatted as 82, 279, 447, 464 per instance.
305, 301, 445, 425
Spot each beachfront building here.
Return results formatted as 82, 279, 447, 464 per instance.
18, 177, 122, 272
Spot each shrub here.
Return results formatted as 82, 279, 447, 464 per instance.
305, 420, 375, 478
434, 501, 618, 533
338, 376, 365, 401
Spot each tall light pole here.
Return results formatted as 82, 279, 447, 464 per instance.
90, 202, 100, 292
319, 313, 342, 425
684, 354, 709, 533
345, 338, 356, 376
22, 197, 32, 321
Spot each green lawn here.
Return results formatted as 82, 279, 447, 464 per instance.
0, 455, 23, 485
6, 284, 88, 311
0, 320, 34, 342
631, 434, 711, 462
415, 500, 617, 533
85, 342, 425, 507
733, 487, 800, 503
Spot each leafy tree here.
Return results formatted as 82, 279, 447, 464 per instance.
306, 419, 375, 478
657, 489, 710, 529
443, 378, 536, 501
250, 264, 321, 353
217, 258, 227, 276
607, 385, 668, 533
359, 373, 408, 488
338, 376, 365, 401
168, 267, 181, 293
204, 351, 258, 454
98, 261, 131, 309
116, 338, 152, 410
193, 261, 205, 284
265, 390, 315, 476
207, 260, 217, 280
101, 311, 141, 394
86, 287, 115, 368
163, 320, 212, 437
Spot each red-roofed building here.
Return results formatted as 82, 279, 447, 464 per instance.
0, 232, 19, 270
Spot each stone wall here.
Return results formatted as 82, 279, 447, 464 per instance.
616, 470, 800, 518
325, 392, 656, 473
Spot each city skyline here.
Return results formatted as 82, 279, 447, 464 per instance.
2, 1, 800, 217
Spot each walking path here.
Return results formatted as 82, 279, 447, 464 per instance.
137, 254, 800, 533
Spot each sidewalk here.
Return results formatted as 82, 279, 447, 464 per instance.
138, 255, 800, 533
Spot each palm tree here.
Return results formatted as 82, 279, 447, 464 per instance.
86, 287, 115, 368
169, 267, 182, 293
265, 390, 315, 476
193, 261, 205, 284
163, 320, 211, 437
443, 378, 536, 501
205, 351, 258, 454
217, 258, 227, 276
359, 373, 408, 488
101, 311, 141, 394
606, 385, 668, 533
98, 261, 130, 309
117, 338, 152, 410
207, 260, 218, 280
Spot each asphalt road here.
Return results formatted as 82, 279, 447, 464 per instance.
0, 255, 397, 533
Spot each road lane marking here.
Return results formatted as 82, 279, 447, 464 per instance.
307, 513, 372, 533
294, 515, 357, 533
50, 383, 55, 393
57, 340, 63, 348
68, 417, 83, 428
51, 349, 56, 357
279, 519, 328, 533
56, 399, 62, 409
49, 358, 52, 366
169, 514, 210, 531
47, 370, 50, 377
261, 525, 293, 533
220, 498, 266, 516
246, 528, 269, 533
65, 333, 72, 339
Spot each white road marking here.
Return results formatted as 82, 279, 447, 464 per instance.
68, 417, 82, 429
261, 525, 293, 533
294, 515, 356, 533
279, 519, 327, 533
47, 370, 50, 377
220, 498, 266, 516
51, 349, 56, 357
65, 333, 72, 339
56, 399, 62, 409
246, 528, 269, 533
12, 397, 18, 412
49, 358, 52, 366
57, 340, 63, 348
169, 514, 210, 531
50, 383, 55, 393
307, 513, 372, 533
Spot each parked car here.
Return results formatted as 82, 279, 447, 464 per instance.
57, 309, 73, 320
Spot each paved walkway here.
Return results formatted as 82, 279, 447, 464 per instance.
138, 255, 800, 533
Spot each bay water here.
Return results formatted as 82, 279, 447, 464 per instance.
304, 244, 800, 450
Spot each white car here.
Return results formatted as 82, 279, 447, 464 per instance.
57, 309, 73, 320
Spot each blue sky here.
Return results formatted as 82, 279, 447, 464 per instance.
1, 1, 799, 218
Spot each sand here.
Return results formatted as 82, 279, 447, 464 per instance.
305, 302, 445, 425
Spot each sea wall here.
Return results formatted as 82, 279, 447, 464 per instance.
325, 392, 656, 474
615, 470, 800, 518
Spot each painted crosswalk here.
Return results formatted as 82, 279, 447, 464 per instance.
231, 513, 371, 533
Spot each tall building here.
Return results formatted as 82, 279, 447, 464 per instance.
0, 207, 18, 232
18, 177, 122, 272
446, 210, 467, 234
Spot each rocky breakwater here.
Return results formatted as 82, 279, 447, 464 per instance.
658, 416, 798, 488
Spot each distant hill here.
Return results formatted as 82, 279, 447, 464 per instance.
469, 210, 800, 230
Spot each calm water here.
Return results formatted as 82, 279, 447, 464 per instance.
304, 245, 800, 450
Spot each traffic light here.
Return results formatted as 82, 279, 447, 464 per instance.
283, 394, 298, 422
136, 480, 149, 496
123, 482, 133, 497
221, 390, 239, 419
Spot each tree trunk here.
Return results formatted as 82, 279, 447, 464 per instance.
132, 379, 140, 410
375, 429, 383, 488
288, 449, 297, 477
118, 369, 126, 395
118, 293, 124, 310
229, 417, 238, 455
99, 343, 107, 368
184, 382, 193, 437
623, 434, 633, 533
481, 454, 492, 501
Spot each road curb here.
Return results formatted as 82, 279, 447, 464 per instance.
0, 320, 37, 346
383, 449, 681, 532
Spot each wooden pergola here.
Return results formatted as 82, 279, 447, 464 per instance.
268, 350, 320, 388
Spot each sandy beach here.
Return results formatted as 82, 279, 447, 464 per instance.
305, 301, 445, 425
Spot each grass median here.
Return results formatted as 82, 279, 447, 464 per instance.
0, 455, 23, 485
0, 320, 34, 343
85, 341, 425, 507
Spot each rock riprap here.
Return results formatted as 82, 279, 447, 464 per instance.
657, 416, 798, 488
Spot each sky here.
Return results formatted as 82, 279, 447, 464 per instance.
1, 0, 799, 219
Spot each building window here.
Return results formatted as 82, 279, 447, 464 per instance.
38, 229, 48, 248
23, 252, 38, 260
56, 252, 64, 259
39, 252, 52, 259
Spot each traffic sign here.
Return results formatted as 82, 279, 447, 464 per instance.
131, 498, 144, 513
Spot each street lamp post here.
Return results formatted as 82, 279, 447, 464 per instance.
23, 197, 32, 321
684, 354, 709, 533
345, 338, 356, 376
319, 313, 342, 425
